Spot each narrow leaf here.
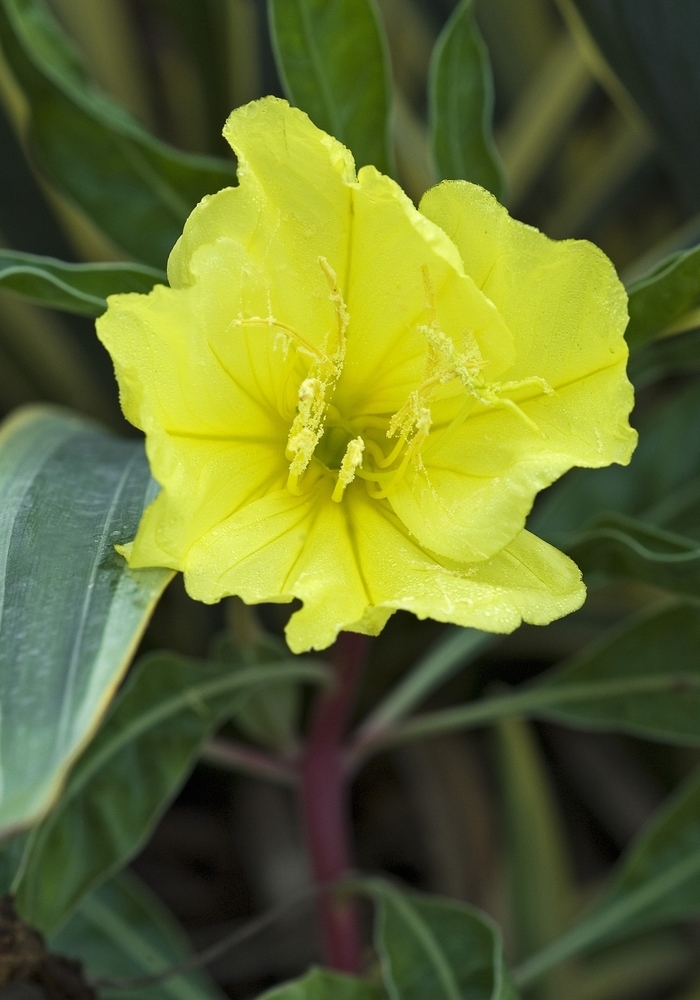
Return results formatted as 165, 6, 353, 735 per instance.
0, 249, 165, 316
362, 879, 518, 1000
497, 717, 576, 974
0, 406, 170, 836
569, 0, 700, 209
15, 651, 325, 933
569, 513, 700, 599
212, 632, 302, 754
0, 0, 236, 267
626, 244, 700, 349
515, 768, 700, 988
603, 766, 700, 937
355, 627, 495, 744
49, 869, 225, 1000
363, 603, 700, 752
0, 832, 29, 894
529, 603, 700, 745
268, 0, 393, 174
428, 0, 506, 200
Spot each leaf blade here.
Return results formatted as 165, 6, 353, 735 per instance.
362, 879, 518, 1000
0, 0, 236, 267
268, 0, 393, 174
260, 967, 386, 999
49, 869, 225, 1000
0, 406, 170, 836
626, 244, 700, 349
428, 0, 506, 200
14, 651, 325, 933
0, 249, 166, 315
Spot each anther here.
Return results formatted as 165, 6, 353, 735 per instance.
332, 437, 365, 502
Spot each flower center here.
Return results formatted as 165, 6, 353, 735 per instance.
238, 260, 553, 505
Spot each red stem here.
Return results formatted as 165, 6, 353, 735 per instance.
301, 631, 369, 973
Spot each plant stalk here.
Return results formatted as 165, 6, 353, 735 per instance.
301, 631, 369, 973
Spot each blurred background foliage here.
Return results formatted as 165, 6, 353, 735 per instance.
2, 1, 700, 999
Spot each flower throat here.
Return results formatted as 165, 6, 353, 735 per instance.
235, 259, 551, 505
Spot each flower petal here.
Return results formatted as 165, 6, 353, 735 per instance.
97, 283, 281, 438
392, 180, 637, 562
168, 97, 356, 364
419, 180, 634, 403
97, 281, 290, 567
335, 167, 515, 418
130, 424, 287, 568
346, 489, 585, 632
181, 478, 584, 653
183, 481, 370, 653
390, 359, 635, 563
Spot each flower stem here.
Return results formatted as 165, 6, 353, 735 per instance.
301, 631, 369, 973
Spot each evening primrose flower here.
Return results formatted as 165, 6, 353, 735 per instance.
97, 97, 636, 653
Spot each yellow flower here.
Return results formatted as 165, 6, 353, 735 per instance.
97, 97, 636, 653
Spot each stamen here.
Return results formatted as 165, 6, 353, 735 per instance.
319, 257, 349, 360
493, 396, 543, 434
362, 438, 390, 466
229, 315, 332, 368
370, 408, 431, 499
286, 378, 326, 476
332, 437, 365, 502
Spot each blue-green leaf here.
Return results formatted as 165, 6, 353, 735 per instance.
428, 0, 506, 200
0, 406, 170, 836
603, 767, 700, 937
0, 249, 165, 316
268, 0, 393, 174
628, 324, 700, 388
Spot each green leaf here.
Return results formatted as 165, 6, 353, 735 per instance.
626, 245, 700, 349
14, 650, 326, 933
531, 381, 700, 549
49, 869, 225, 1000
355, 627, 495, 749
515, 768, 700, 989
268, 0, 393, 174
0, 249, 165, 316
362, 880, 518, 1000
428, 0, 506, 200
212, 632, 302, 754
359, 603, 700, 753
628, 324, 700, 389
260, 967, 385, 1000
0, 832, 29, 893
602, 766, 700, 938
529, 603, 700, 745
0, 0, 236, 267
568, 513, 700, 599
569, 0, 700, 210
496, 717, 576, 982
0, 406, 170, 836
